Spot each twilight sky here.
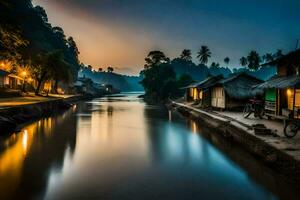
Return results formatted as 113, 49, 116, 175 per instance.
33, 0, 300, 75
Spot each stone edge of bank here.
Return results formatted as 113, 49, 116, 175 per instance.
0, 95, 94, 135
169, 101, 300, 175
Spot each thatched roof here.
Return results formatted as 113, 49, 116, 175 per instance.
183, 75, 223, 89
254, 75, 300, 89
216, 73, 264, 99
261, 49, 300, 67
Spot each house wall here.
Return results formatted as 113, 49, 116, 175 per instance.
277, 65, 287, 76
201, 90, 211, 107
277, 64, 300, 76
211, 87, 225, 108
187, 87, 201, 101
0, 76, 4, 87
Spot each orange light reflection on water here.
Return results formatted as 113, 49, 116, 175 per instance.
0, 117, 53, 199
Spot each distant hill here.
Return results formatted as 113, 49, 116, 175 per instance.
171, 58, 231, 82
79, 68, 143, 91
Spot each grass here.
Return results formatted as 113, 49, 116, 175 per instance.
0, 94, 75, 108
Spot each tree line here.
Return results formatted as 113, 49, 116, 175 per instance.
141, 47, 283, 102
0, 0, 81, 94
182, 46, 282, 71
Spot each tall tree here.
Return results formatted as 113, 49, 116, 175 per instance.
180, 49, 192, 61
262, 53, 274, 63
197, 46, 211, 64
141, 51, 178, 101
0, 0, 28, 60
144, 51, 170, 69
107, 66, 114, 73
210, 62, 220, 68
48, 51, 72, 94
247, 51, 261, 71
224, 57, 230, 66
240, 57, 248, 67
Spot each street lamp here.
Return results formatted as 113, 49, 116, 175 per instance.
22, 71, 27, 92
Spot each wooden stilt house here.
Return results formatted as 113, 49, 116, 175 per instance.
256, 49, 300, 119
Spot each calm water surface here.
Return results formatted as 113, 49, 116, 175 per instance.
0, 93, 291, 199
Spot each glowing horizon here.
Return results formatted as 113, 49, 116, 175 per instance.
33, 0, 300, 75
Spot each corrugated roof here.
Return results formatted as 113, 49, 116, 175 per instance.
255, 75, 300, 89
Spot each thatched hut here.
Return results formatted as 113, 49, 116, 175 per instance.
184, 75, 223, 107
210, 73, 263, 109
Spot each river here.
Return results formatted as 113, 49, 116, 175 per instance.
0, 93, 298, 200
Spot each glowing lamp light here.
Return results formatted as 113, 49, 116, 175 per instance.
287, 89, 292, 96
22, 71, 27, 77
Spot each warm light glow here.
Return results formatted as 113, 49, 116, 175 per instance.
191, 121, 198, 133
22, 71, 27, 77
22, 130, 28, 154
287, 89, 292, 96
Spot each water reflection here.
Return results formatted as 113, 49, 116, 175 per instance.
0, 93, 298, 200
0, 109, 77, 200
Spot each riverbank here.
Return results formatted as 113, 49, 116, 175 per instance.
169, 101, 300, 177
0, 95, 93, 134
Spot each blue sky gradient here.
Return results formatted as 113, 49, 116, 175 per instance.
34, 0, 300, 75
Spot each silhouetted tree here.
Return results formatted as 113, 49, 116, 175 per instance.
177, 74, 194, 88
224, 57, 230, 66
274, 49, 283, 58
107, 66, 114, 73
141, 51, 178, 102
180, 49, 192, 61
247, 51, 261, 71
87, 65, 93, 70
262, 53, 274, 63
210, 62, 220, 68
240, 57, 248, 67
197, 46, 211, 64
144, 51, 170, 69
49, 51, 72, 94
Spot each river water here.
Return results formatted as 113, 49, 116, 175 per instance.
0, 93, 298, 200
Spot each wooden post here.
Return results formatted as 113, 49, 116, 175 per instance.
293, 87, 296, 119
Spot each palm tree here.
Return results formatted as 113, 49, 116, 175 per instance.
210, 62, 220, 68
180, 49, 192, 61
197, 46, 211, 64
274, 49, 283, 58
263, 53, 274, 63
224, 57, 230, 66
247, 51, 261, 71
107, 66, 114, 73
240, 57, 248, 67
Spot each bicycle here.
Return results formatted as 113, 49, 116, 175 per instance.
243, 99, 264, 119
284, 120, 300, 138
